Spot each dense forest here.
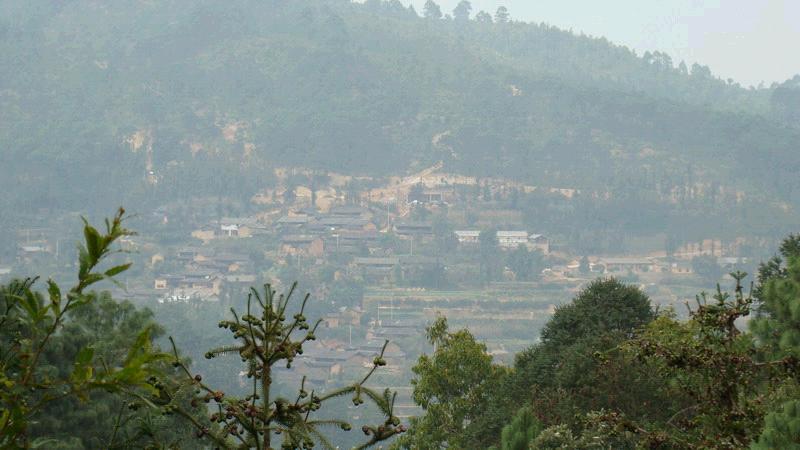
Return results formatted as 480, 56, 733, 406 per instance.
2, 0, 800, 217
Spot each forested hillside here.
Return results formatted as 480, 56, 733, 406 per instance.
1, 0, 799, 216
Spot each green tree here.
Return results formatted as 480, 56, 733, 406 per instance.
498, 406, 542, 450
604, 272, 798, 448
753, 400, 800, 449
453, 1, 472, 22
423, 0, 442, 19
753, 233, 800, 302
513, 279, 657, 427
479, 229, 500, 284
475, 10, 492, 23
494, 6, 510, 23
506, 245, 544, 281
395, 317, 505, 449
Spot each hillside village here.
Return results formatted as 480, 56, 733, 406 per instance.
0, 163, 761, 402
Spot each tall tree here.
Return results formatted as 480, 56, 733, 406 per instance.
506, 245, 544, 281
479, 229, 500, 284
475, 10, 492, 23
422, 0, 442, 19
494, 6, 510, 23
395, 317, 505, 449
496, 407, 543, 450
513, 279, 658, 427
452, 1, 472, 22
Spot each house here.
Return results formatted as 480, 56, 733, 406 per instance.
670, 261, 693, 274
394, 222, 433, 236
336, 230, 380, 249
323, 309, 364, 329
353, 257, 399, 282
209, 253, 251, 272
324, 230, 379, 255
329, 205, 368, 217
718, 257, 748, 269
179, 270, 224, 292
454, 230, 480, 244
17, 244, 50, 256
529, 234, 550, 254
353, 257, 399, 269
219, 217, 260, 238
409, 186, 454, 204
225, 274, 257, 285
600, 257, 655, 274
317, 216, 370, 231
175, 247, 210, 264
497, 231, 529, 249
276, 214, 311, 231
155, 270, 223, 302
280, 235, 325, 257
368, 319, 422, 340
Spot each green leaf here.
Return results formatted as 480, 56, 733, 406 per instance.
30, 438, 59, 448
81, 273, 105, 289
72, 346, 95, 383
124, 327, 152, 366
76, 346, 94, 366
78, 245, 91, 279
104, 263, 132, 278
83, 223, 102, 262
47, 279, 62, 316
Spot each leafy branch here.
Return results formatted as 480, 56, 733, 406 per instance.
163, 282, 406, 449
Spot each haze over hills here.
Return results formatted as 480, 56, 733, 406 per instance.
5, 3, 800, 448
1, 0, 799, 216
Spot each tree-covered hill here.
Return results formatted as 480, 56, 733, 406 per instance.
1, 0, 799, 214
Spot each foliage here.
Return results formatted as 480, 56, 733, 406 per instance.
513, 279, 658, 428
0, 209, 173, 448
30, 292, 194, 448
752, 400, 800, 450
506, 245, 545, 281
597, 272, 800, 448
479, 229, 501, 284
537, 278, 653, 349
394, 317, 506, 449
752, 256, 800, 359
162, 282, 405, 449
497, 406, 543, 450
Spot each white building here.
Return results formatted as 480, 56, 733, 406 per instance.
454, 230, 480, 244
497, 231, 529, 249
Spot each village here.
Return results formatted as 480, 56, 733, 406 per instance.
1, 164, 756, 411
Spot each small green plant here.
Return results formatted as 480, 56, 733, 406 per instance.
163, 283, 406, 449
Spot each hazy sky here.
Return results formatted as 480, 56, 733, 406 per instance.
402, 0, 800, 87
